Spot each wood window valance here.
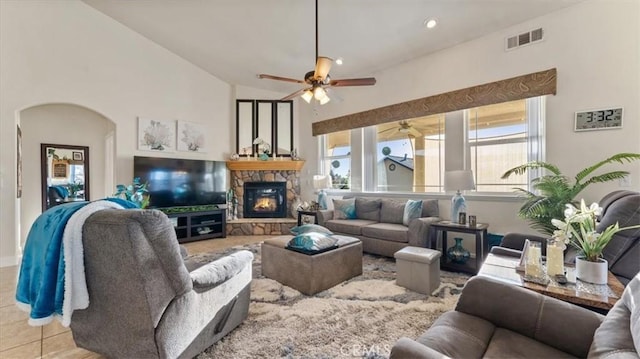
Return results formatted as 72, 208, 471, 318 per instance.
312, 68, 557, 136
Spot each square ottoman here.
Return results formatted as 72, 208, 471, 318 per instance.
261, 235, 363, 295
394, 246, 441, 294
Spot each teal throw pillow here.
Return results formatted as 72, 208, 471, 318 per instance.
403, 199, 423, 226
333, 198, 356, 220
290, 224, 333, 236
287, 232, 338, 251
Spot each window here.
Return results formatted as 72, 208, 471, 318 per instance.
320, 97, 544, 195
468, 99, 529, 192
321, 130, 351, 190
375, 115, 445, 192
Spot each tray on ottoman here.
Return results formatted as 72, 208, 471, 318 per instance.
261, 235, 363, 295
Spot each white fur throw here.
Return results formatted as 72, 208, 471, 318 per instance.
61, 200, 127, 326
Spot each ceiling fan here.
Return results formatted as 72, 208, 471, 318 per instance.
258, 0, 376, 105
378, 120, 423, 138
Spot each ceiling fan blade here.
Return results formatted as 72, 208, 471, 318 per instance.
259, 74, 305, 84
409, 127, 423, 138
280, 88, 308, 101
377, 127, 396, 135
329, 77, 377, 87
314, 57, 333, 81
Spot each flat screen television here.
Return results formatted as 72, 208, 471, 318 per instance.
133, 156, 227, 208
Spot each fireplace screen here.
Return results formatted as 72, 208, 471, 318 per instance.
244, 182, 287, 218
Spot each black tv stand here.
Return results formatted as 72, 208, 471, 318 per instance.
164, 207, 226, 243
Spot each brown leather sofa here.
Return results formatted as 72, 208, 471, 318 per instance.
390, 274, 640, 358
496, 190, 640, 285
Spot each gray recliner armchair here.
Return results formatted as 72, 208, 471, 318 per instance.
70, 209, 253, 358
494, 190, 640, 285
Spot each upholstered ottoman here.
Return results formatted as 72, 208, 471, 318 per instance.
261, 235, 363, 295
394, 246, 441, 294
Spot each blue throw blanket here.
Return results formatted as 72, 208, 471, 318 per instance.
15, 198, 138, 325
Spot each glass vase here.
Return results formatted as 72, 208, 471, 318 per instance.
546, 237, 565, 277
446, 237, 470, 264
525, 241, 543, 279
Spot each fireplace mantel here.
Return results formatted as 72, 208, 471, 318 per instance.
226, 159, 305, 171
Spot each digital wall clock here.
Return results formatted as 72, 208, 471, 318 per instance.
574, 107, 623, 132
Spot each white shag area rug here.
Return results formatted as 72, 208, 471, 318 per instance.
191, 244, 469, 359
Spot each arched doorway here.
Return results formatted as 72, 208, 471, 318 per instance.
19, 103, 116, 246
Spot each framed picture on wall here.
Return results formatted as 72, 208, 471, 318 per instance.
52, 160, 69, 179
177, 121, 206, 152
72, 151, 83, 161
137, 117, 176, 152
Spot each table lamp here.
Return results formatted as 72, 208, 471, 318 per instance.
313, 175, 332, 210
444, 170, 475, 223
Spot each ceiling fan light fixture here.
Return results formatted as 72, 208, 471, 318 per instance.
319, 95, 331, 105
301, 90, 313, 103
314, 57, 333, 81
258, 0, 376, 105
313, 86, 327, 101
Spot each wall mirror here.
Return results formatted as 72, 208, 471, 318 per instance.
236, 99, 293, 157
256, 100, 273, 151
41, 143, 90, 211
275, 101, 293, 156
236, 100, 255, 156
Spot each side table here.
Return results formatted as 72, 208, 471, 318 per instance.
428, 221, 489, 274
297, 210, 318, 226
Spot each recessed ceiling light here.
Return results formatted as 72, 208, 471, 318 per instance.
424, 18, 437, 29
335, 57, 343, 65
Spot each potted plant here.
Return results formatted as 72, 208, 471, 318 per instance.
113, 177, 150, 208
551, 199, 640, 284
501, 152, 640, 236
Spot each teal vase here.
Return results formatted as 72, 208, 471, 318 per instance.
447, 237, 470, 264
259, 153, 269, 161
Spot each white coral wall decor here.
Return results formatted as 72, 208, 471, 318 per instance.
177, 121, 206, 153
138, 118, 176, 152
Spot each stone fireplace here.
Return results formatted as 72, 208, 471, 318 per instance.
226, 160, 305, 235
243, 181, 287, 218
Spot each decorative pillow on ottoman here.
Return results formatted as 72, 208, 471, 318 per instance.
333, 198, 356, 220
287, 232, 339, 255
290, 224, 333, 235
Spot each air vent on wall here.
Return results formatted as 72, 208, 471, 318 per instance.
506, 28, 543, 51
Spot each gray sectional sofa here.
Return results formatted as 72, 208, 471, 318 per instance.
317, 197, 440, 257
391, 274, 640, 358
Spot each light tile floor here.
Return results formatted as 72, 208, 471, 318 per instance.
0, 235, 267, 358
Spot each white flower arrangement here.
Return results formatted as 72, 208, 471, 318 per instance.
551, 199, 640, 262
253, 137, 271, 154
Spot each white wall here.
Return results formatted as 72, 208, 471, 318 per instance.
0, 1, 233, 266
300, 0, 640, 238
